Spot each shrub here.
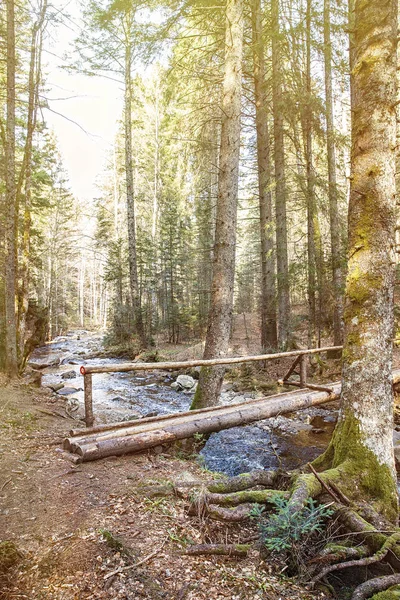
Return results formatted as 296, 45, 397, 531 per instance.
251, 495, 334, 574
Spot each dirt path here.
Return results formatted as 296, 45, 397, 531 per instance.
0, 379, 324, 600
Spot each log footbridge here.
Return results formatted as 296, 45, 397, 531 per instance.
63, 346, 400, 463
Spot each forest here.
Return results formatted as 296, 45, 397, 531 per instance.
1, 0, 400, 599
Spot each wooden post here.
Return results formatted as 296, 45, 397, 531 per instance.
282, 354, 301, 382
84, 373, 94, 428
300, 354, 307, 387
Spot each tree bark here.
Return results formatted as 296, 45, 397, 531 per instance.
304, 0, 317, 347
323, 0, 344, 345
4, 0, 18, 374
191, 0, 243, 409
18, 1, 47, 367
271, 0, 290, 350
251, 0, 277, 351
124, 38, 147, 349
314, 0, 399, 523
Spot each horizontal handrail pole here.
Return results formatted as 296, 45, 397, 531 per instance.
80, 345, 343, 376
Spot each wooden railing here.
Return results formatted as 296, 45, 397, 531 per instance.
79, 345, 343, 427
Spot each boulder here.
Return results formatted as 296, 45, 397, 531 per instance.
23, 368, 42, 387
27, 356, 60, 370
176, 374, 196, 389
183, 382, 198, 394
57, 387, 80, 395
61, 370, 77, 380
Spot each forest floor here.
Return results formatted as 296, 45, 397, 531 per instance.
0, 377, 328, 600
1, 314, 400, 600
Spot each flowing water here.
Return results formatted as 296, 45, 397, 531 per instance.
30, 330, 337, 475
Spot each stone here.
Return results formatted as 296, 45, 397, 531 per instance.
61, 370, 77, 379
27, 356, 60, 370
176, 374, 195, 389
23, 369, 42, 387
183, 382, 198, 394
57, 387, 80, 395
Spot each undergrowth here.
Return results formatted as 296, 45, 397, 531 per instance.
251, 495, 335, 574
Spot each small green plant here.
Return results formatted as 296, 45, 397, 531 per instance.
99, 528, 124, 552
251, 495, 334, 557
166, 528, 192, 547
4, 411, 38, 431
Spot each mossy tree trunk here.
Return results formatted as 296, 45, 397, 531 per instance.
314, 0, 399, 523
191, 0, 243, 409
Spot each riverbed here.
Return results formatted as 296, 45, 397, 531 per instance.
29, 330, 337, 475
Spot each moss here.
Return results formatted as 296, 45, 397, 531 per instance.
190, 366, 212, 409
233, 544, 251, 553
190, 383, 202, 410
209, 489, 288, 507
328, 411, 398, 522
311, 409, 399, 524
0, 541, 20, 573
371, 587, 400, 600
290, 473, 321, 499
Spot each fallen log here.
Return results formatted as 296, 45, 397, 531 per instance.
65, 386, 316, 449
63, 369, 400, 463
184, 543, 251, 557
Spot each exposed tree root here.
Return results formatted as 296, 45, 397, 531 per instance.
351, 574, 400, 600
307, 544, 369, 565
207, 470, 278, 493
312, 532, 400, 583
206, 489, 289, 507
207, 503, 253, 521
336, 506, 400, 557
184, 543, 251, 557
185, 466, 400, 597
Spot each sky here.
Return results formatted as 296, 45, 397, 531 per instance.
42, 0, 123, 201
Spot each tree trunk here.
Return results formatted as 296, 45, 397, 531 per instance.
314, 0, 399, 523
4, 0, 18, 375
191, 0, 243, 409
304, 0, 317, 347
124, 41, 147, 349
323, 0, 344, 345
251, 0, 277, 352
18, 2, 47, 367
271, 0, 290, 350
